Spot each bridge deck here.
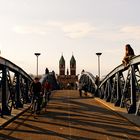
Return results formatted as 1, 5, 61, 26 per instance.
0, 90, 140, 140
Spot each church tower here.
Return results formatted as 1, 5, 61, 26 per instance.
57, 54, 78, 89
70, 55, 76, 75
59, 55, 65, 75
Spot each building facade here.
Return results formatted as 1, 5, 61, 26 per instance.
57, 55, 78, 89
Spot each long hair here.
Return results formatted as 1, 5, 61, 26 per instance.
125, 44, 135, 56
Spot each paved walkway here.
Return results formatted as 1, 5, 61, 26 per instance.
95, 97, 140, 127
0, 90, 140, 140
1, 92, 140, 129
0, 104, 30, 129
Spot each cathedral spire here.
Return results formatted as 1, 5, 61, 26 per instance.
70, 55, 76, 75
59, 55, 65, 75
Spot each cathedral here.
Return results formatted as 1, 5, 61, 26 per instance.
57, 55, 78, 89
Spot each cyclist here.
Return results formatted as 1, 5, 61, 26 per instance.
30, 77, 42, 116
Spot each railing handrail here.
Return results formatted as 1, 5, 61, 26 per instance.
0, 56, 32, 81
99, 55, 140, 88
81, 71, 96, 83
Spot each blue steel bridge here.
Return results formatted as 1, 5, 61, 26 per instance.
0, 55, 140, 139
0, 55, 140, 115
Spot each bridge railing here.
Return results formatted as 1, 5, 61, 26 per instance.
98, 55, 140, 115
79, 71, 98, 95
40, 71, 59, 91
0, 56, 33, 117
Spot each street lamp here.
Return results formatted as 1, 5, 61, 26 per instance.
34, 53, 41, 77
96, 52, 102, 79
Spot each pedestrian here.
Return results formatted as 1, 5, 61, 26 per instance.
43, 80, 52, 101
78, 81, 83, 97
122, 44, 135, 66
30, 77, 42, 116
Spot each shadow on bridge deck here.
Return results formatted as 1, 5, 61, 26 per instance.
0, 104, 30, 129
94, 97, 140, 128
0, 90, 140, 140
0, 90, 140, 128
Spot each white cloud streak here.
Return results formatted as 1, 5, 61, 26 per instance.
13, 24, 49, 35
12, 21, 96, 39
120, 25, 140, 35
62, 22, 96, 39
12, 22, 140, 42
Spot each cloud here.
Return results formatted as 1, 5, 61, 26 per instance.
47, 21, 96, 39
62, 22, 96, 39
120, 25, 140, 34
92, 25, 140, 42
13, 24, 49, 35
12, 23, 140, 43
12, 21, 96, 39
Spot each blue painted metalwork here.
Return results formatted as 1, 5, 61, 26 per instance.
79, 71, 97, 95
40, 71, 59, 91
98, 55, 140, 115
0, 56, 33, 117
79, 55, 140, 115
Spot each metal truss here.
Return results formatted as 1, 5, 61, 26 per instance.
79, 55, 140, 115
0, 56, 32, 117
40, 71, 59, 91
98, 55, 140, 115
79, 71, 97, 95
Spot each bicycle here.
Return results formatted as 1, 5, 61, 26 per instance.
41, 91, 49, 112
30, 96, 40, 118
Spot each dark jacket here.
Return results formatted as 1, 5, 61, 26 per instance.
30, 82, 42, 97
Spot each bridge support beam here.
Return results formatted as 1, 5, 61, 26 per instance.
24, 79, 30, 103
106, 79, 112, 102
15, 73, 23, 108
2, 66, 10, 115
115, 72, 122, 106
128, 65, 136, 113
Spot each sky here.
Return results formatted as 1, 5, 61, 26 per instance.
0, 0, 140, 77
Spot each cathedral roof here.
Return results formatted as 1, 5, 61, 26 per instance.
59, 55, 65, 65
70, 55, 76, 65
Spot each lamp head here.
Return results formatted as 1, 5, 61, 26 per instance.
96, 52, 102, 56
34, 53, 41, 56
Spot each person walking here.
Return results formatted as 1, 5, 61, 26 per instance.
30, 77, 42, 117
43, 80, 52, 102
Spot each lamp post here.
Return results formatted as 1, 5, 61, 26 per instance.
34, 53, 41, 77
96, 52, 102, 79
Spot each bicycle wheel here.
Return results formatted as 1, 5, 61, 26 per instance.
32, 99, 37, 114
